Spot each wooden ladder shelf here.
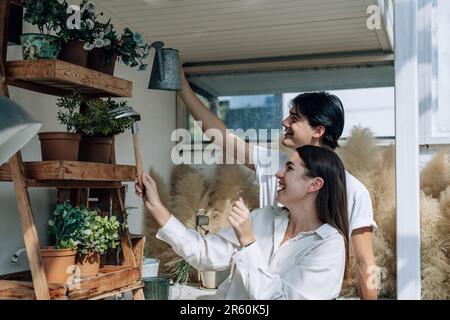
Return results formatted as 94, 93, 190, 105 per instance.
0, 0, 144, 300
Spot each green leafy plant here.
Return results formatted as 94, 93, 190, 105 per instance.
59, 0, 103, 44
76, 208, 120, 255
48, 201, 84, 250
84, 22, 150, 70
23, 0, 67, 35
56, 92, 134, 137
166, 258, 192, 284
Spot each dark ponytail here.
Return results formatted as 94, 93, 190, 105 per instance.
296, 145, 349, 280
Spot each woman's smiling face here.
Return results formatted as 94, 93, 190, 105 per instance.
275, 152, 323, 206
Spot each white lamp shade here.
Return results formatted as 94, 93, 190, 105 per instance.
0, 96, 41, 165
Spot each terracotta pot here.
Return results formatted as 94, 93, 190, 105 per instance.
87, 48, 117, 75
76, 251, 100, 277
58, 40, 88, 66
38, 132, 81, 161
78, 136, 113, 163
40, 247, 77, 284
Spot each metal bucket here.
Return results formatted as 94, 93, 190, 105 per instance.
148, 43, 181, 91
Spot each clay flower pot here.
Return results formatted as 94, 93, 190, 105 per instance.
76, 251, 100, 277
38, 132, 81, 161
78, 136, 113, 163
58, 40, 88, 67
87, 48, 117, 75
40, 247, 77, 284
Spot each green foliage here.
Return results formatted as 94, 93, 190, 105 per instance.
56, 92, 134, 137
48, 201, 84, 250
85, 23, 150, 71
48, 201, 121, 255
116, 28, 150, 71
59, 0, 103, 43
166, 258, 192, 284
75, 208, 120, 255
23, 0, 67, 35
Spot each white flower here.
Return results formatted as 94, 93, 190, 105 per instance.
83, 229, 92, 235
99, 32, 105, 39
83, 42, 95, 51
86, 20, 94, 30
94, 38, 105, 48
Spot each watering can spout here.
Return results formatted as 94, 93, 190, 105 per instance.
148, 41, 181, 91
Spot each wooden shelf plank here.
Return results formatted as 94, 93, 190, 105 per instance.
0, 266, 142, 300
0, 161, 136, 183
68, 266, 141, 300
0, 280, 67, 300
6, 60, 132, 97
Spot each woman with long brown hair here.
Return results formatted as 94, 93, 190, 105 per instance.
136, 145, 349, 299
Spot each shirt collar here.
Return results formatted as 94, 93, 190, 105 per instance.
313, 223, 339, 240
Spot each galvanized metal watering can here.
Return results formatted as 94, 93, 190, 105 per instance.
148, 41, 181, 91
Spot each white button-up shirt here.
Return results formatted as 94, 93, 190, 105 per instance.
156, 205, 346, 300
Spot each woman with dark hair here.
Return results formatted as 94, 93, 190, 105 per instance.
178, 70, 377, 299
136, 145, 349, 300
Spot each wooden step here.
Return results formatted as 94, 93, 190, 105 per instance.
0, 266, 142, 300
6, 60, 132, 97
0, 161, 136, 185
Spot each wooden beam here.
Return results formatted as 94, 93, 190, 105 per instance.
68, 267, 140, 300
0, 161, 136, 182
183, 52, 394, 75
394, 0, 421, 300
0, 0, 11, 95
6, 60, 133, 97
8, 153, 50, 300
0, 280, 67, 300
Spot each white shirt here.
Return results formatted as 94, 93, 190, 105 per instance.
156, 205, 346, 300
253, 145, 377, 234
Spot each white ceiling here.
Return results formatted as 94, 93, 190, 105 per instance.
95, 0, 393, 63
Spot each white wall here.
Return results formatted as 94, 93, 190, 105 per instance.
0, 21, 176, 275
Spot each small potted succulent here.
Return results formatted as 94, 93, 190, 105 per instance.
75, 207, 120, 277
55, 92, 134, 163
58, 0, 103, 66
21, 0, 66, 59
85, 21, 150, 74
40, 201, 83, 284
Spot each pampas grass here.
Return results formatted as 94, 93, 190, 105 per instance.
142, 163, 259, 277
339, 126, 450, 299
421, 153, 450, 198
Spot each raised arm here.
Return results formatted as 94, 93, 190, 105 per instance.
178, 67, 255, 170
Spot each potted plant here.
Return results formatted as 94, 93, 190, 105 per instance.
21, 0, 66, 59
40, 201, 83, 284
85, 21, 150, 74
58, 0, 103, 66
75, 207, 120, 277
55, 92, 134, 163
38, 92, 85, 161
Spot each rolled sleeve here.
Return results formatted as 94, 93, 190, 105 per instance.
156, 215, 237, 271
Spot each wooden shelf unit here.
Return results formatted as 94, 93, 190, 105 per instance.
0, 1, 144, 300
6, 60, 133, 97
0, 161, 137, 183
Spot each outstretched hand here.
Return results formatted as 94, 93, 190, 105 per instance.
135, 172, 171, 227
228, 198, 255, 247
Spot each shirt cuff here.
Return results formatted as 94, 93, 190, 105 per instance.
155, 215, 189, 247
232, 241, 267, 274
350, 219, 378, 234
